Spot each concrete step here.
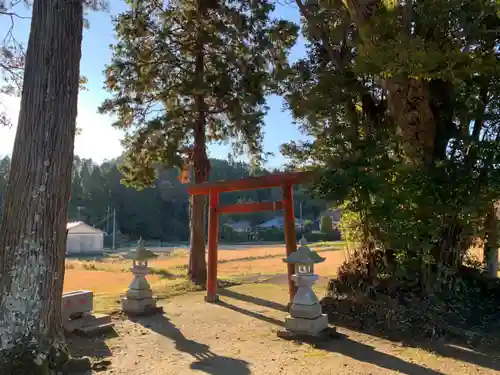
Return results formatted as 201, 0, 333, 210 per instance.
74, 322, 115, 336
64, 313, 113, 333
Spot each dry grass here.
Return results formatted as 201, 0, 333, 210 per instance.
64, 241, 498, 308
64, 242, 346, 280
63, 242, 346, 313
62, 270, 163, 294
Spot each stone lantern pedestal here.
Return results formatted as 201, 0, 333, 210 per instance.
121, 238, 162, 315
284, 273, 329, 336
122, 262, 158, 314
277, 237, 336, 341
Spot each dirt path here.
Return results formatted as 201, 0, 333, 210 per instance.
68, 284, 500, 375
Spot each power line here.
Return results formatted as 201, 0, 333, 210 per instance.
92, 210, 114, 231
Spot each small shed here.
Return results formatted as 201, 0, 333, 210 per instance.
66, 221, 104, 254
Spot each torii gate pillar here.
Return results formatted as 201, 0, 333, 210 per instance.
187, 171, 313, 304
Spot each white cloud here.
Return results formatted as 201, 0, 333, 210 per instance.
0, 93, 124, 162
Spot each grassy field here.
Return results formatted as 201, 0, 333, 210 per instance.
64, 241, 346, 312
64, 240, 496, 313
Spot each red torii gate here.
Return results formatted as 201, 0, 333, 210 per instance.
187, 171, 313, 303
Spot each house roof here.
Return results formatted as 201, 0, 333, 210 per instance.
67, 221, 104, 234
257, 216, 305, 228
230, 220, 252, 230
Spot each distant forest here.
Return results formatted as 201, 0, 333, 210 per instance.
0, 156, 329, 242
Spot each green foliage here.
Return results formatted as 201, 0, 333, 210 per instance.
0, 0, 108, 127
303, 219, 313, 233
0, 155, 329, 242
256, 228, 340, 242
0, 1, 25, 127
320, 216, 333, 234
338, 209, 364, 248
99, 0, 298, 188
283, 0, 500, 289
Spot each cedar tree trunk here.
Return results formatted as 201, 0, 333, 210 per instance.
0, 0, 83, 372
188, 0, 209, 285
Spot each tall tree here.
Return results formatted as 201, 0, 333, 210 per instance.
0, 0, 84, 372
100, 0, 297, 284
283, 0, 500, 288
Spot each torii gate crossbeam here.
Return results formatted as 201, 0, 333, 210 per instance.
187, 171, 313, 303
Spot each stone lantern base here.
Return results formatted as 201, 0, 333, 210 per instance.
121, 265, 162, 316
284, 313, 329, 336
278, 312, 337, 342
121, 296, 161, 315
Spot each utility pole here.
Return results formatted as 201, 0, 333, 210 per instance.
77, 206, 83, 221
112, 208, 116, 251
299, 201, 303, 221
106, 205, 110, 234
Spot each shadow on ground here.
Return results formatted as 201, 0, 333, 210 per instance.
322, 297, 500, 373
66, 329, 117, 358
332, 317, 500, 372
217, 286, 500, 374
133, 314, 250, 375
218, 288, 288, 312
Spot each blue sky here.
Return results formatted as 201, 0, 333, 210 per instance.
0, 1, 309, 167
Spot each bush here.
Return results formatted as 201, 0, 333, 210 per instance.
306, 231, 342, 242
219, 225, 253, 243
338, 209, 364, 248
320, 216, 333, 233
256, 228, 341, 242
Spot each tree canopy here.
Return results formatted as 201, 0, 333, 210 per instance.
99, 0, 298, 187
282, 0, 500, 288
0, 1, 25, 126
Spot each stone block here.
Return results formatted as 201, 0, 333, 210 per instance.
277, 326, 340, 342
121, 296, 157, 314
126, 287, 153, 300
75, 322, 115, 336
128, 275, 152, 291
62, 290, 93, 321
290, 302, 322, 319
64, 313, 112, 333
284, 313, 328, 336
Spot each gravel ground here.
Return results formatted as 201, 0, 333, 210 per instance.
67, 284, 500, 375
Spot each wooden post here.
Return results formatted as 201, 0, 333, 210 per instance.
206, 189, 220, 302
282, 184, 298, 303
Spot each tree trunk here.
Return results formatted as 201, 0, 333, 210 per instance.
385, 78, 437, 166
188, 193, 208, 285
0, 0, 83, 372
484, 204, 498, 278
188, 0, 209, 285
188, 140, 210, 285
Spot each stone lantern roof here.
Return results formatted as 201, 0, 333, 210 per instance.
283, 237, 325, 264
124, 237, 159, 261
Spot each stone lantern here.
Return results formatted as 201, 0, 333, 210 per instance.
278, 237, 332, 339
121, 238, 160, 315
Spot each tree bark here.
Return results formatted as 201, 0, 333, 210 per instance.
484, 204, 499, 278
0, 0, 83, 372
188, 0, 209, 285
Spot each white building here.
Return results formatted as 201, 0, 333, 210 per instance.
66, 221, 104, 254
